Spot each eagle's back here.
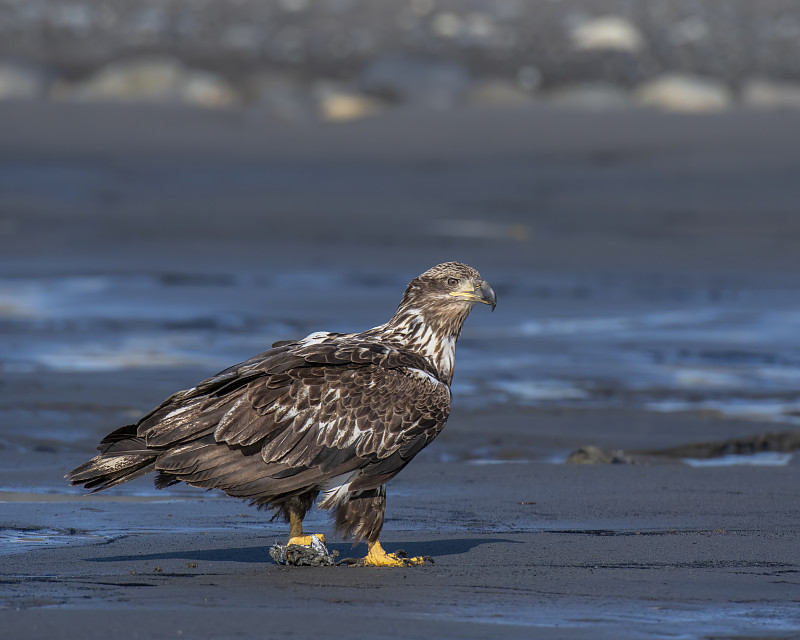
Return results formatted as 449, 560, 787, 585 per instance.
112, 331, 451, 504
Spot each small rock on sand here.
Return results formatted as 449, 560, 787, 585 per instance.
314, 82, 384, 122
54, 56, 239, 108
634, 73, 732, 112
569, 16, 645, 53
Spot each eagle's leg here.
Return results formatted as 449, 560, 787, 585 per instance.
334, 487, 426, 566
269, 493, 337, 566
287, 510, 325, 546
280, 494, 325, 546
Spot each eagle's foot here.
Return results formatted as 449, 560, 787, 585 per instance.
287, 533, 326, 546
269, 534, 338, 566
357, 541, 431, 567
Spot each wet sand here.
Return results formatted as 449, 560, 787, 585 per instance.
2, 103, 800, 638
4, 401, 800, 639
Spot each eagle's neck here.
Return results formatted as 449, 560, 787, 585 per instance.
375, 302, 472, 386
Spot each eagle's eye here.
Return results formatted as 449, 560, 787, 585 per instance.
447, 277, 460, 287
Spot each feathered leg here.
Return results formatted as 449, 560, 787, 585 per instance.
268, 493, 336, 566
287, 510, 326, 546
279, 493, 326, 546
334, 486, 426, 566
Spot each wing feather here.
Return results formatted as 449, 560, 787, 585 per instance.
135, 333, 450, 501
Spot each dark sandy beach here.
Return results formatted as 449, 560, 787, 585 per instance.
2, 104, 800, 639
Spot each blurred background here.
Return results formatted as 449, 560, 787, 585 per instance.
2, 0, 800, 480
3, 0, 800, 112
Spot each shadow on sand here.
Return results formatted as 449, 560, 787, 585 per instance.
85, 537, 521, 564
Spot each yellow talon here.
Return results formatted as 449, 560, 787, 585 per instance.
287, 533, 326, 546
362, 541, 426, 567
287, 511, 326, 547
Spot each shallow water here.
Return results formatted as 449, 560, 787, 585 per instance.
2, 266, 800, 496
0, 527, 118, 556
3, 268, 800, 430
682, 451, 794, 467
0, 520, 277, 557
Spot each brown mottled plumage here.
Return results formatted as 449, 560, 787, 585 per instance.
67, 262, 495, 565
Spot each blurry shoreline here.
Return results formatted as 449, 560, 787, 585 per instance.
2, 0, 800, 116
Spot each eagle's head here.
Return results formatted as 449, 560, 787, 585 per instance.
375, 262, 495, 384
404, 262, 496, 311
392, 261, 495, 340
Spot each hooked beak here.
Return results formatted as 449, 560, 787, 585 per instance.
477, 280, 497, 311
449, 279, 497, 311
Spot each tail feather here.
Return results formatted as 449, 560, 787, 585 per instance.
67, 424, 158, 493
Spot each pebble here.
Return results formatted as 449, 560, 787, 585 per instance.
53, 56, 239, 108
313, 82, 383, 121
569, 15, 645, 53
179, 71, 240, 109
634, 73, 733, 112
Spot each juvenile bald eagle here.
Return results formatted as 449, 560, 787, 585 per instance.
68, 262, 495, 566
